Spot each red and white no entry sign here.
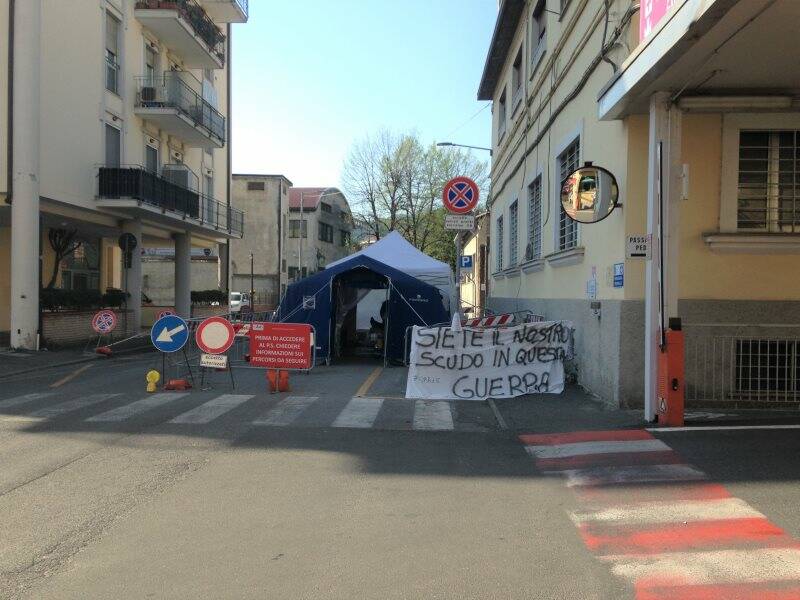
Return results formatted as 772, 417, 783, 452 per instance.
195, 316, 235, 354
91, 310, 117, 334
442, 176, 479, 214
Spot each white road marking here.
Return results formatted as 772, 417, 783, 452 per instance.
571, 497, 764, 526
169, 394, 254, 424
86, 393, 187, 422
252, 396, 318, 426
333, 397, 384, 429
29, 393, 121, 418
526, 438, 671, 459
0, 392, 53, 410
558, 463, 706, 487
649, 424, 800, 432
605, 547, 800, 585
413, 400, 454, 431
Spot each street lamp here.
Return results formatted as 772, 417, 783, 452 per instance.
436, 142, 493, 156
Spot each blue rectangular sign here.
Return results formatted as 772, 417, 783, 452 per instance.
613, 262, 624, 288
460, 255, 473, 269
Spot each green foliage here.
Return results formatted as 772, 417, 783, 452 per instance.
40, 288, 131, 312
191, 289, 227, 305
343, 130, 489, 256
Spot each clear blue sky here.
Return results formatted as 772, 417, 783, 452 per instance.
231, 1, 497, 187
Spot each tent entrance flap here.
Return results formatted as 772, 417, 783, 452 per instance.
332, 269, 388, 362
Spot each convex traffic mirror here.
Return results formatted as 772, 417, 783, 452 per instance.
560, 163, 619, 224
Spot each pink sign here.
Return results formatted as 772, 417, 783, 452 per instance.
640, 0, 676, 41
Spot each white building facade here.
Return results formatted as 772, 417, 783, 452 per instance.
0, 0, 248, 348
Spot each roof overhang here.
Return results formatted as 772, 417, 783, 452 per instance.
596, 0, 800, 120
477, 0, 525, 101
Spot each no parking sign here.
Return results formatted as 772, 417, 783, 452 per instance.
91, 310, 117, 334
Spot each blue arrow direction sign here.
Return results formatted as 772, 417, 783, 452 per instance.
151, 314, 189, 353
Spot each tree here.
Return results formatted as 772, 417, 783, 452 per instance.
45, 229, 82, 289
342, 130, 488, 262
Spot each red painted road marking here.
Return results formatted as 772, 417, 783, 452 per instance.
520, 429, 654, 446
580, 518, 793, 556
635, 580, 800, 600
575, 483, 732, 507
517, 429, 800, 598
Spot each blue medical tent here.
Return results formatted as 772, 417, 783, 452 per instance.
276, 255, 449, 364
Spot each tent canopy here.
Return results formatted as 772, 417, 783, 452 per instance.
276, 255, 449, 364
327, 231, 454, 304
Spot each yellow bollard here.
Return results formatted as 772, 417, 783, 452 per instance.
146, 369, 161, 393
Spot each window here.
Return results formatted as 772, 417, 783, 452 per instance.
105, 12, 120, 94
340, 230, 350, 247
509, 200, 519, 266
203, 174, 214, 220
737, 130, 800, 232
319, 222, 334, 243
320, 202, 332, 213
145, 43, 158, 84
527, 176, 543, 260
512, 47, 523, 108
281, 259, 286, 272
558, 138, 580, 251
288, 266, 307, 281
495, 215, 504, 271
59, 236, 101, 291
498, 89, 507, 139
145, 139, 158, 174
531, 1, 547, 70
247, 181, 265, 191
105, 123, 121, 168
288, 219, 308, 238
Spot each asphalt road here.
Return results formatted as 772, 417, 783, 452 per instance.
1, 356, 800, 598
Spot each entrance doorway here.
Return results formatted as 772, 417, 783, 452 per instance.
331, 268, 389, 363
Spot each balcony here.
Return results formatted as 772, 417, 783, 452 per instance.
98, 166, 244, 238
198, 0, 248, 23
134, 0, 225, 69
134, 72, 225, 149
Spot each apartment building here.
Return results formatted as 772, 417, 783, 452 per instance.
0, 0, 248, 348
481, 0, 800, 415
285, 188, 354, 285
230, 174, 292, 303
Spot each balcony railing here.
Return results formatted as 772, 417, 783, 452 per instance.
136, 72, 226, 144
135, 0, 225, 64
99, 166, 243, 237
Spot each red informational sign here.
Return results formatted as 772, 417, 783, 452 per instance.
640, 0, 676, 41
442, 176, 479, 214
249, 322, 313, 370
195, 316, 236, 354
91, 310, 117, 334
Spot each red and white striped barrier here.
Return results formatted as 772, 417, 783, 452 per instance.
461, 313, 515, 328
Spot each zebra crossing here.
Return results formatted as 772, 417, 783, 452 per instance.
0, 391, 464, 432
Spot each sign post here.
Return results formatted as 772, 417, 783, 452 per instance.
151, 314, 192, 387
442, 176, 479, 318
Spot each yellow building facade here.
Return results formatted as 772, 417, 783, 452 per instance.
481, 0, 800, 414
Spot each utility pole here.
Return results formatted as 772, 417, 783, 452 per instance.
249, 252, 254, 300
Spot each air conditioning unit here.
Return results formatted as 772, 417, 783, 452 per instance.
140, 86, 156, 104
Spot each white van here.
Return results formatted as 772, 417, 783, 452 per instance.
229, 292, 249, 313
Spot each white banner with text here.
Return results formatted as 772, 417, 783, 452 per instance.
405, 321, 574, 400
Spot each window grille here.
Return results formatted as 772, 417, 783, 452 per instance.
509, 201, 518, 266
558, 138, 580, 250
496, 216, 504, 271
528, 177, 542, 260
